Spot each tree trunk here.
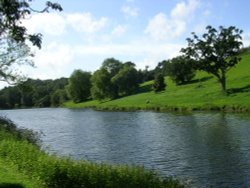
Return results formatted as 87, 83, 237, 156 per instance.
220, 71, 226, 93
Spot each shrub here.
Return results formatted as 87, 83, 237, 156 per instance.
153, 73, 166, 92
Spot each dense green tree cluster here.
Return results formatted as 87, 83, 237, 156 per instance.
66, 70, 91, 103
0, 78, 68, 108
91, 58, 140, 100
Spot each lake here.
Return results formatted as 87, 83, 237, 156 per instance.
1, 108, 250, 187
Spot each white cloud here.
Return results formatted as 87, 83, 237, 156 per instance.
22, 12, 108, 36
170, 0, 200, 20
29, 42, 73, 79
111, 25, 127, 37
145, 0, 200, 41
145, 13, 186, 41
243, 33, 250, 47
121, 5, 139, 17
72, 41, 183, 69
66, 13, 108, 33
22, 13, 66, 36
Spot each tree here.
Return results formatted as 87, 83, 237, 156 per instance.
67, 70, 92, 103
166, 56, 196, 85
0, 0, 62, 86
51, 89, 68, 106
153, 73, 166, 92
111, 65, 139, 95
154, 60, 171, 76
181, 25, 243, 92
101, 58, 123, 77
91, 68, 115, 100
0, 38, 34, 84
0, 0, 62, 48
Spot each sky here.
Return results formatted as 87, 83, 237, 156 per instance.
15, 0, 250, 82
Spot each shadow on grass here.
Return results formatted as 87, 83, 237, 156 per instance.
227, 84, 250, 94
187, 76, 213, 85
137, 84, 153, 94
0, 183, 24, 188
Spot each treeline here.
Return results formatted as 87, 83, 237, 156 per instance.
0, 78, 68, 109
0, 55, 196, 109
1, 44, 249, 109
0, 58, 156, 109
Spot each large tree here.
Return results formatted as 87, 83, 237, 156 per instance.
0, 0, 62, 85
0, 0, 62, 48
111, 64, 139, 95
91, 68, 115, 100
67, 70, 92, 103
166, 56, 196, 85
0, 38, 33, 84
181, 25, 243, 92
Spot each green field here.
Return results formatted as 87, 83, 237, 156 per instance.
64, 52, 250, 112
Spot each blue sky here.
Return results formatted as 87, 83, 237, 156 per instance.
19, 0, 250, 80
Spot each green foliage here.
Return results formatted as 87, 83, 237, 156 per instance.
154, 60, 171, 76
64, 51, 250, 112
166, 56, 196, 85
111, 65, 139, 95
0, 119, 185, 188
67, 70, 92, 103
0, 38, 34, 84
91, 58, 140, 100
0, 78, 68, 109
91, 68, 115, 100
153, 73, 166, 92
51, 89, 68, 107
101, 58, 123, 76
0, 0, 62, 48
181, 25, 243, 92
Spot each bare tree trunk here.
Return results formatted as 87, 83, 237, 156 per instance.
220, 71, 226, 93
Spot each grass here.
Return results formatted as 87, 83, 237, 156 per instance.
64, 51, 250, 112
0, 159, 42, 188
0, 117, 185, 188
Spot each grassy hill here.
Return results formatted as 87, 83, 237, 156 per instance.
64, 51, 250, 112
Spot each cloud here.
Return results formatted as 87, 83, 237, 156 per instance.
243, 33, 250, 47
145, 0, 200, 41
29, 42, 74, 79
22, 12, 108, 36
145, 13, 186, 41
170, 0, 200, 20
66, 13, 108, 33
121, 5, 139, 17
111, 25, 127, 37
72, 41, 183, 69
22, 13, 66, 36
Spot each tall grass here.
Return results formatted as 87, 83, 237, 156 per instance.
0, 117, 185, 188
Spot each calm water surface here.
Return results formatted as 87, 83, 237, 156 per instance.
1, 108, 250, 187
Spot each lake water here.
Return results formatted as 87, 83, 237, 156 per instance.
1, 108, 250, 187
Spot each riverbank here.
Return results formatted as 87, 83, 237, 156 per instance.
0, 117, 185, 188
64, 52, 250, 113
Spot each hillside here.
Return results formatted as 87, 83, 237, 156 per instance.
64, 51, 250, 112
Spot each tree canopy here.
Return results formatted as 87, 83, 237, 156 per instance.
67, 70, 92, 103
181, 25, 243, 92
166, 56, 196, 85
0, 0, 62, 86
0, 0, 62, 48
